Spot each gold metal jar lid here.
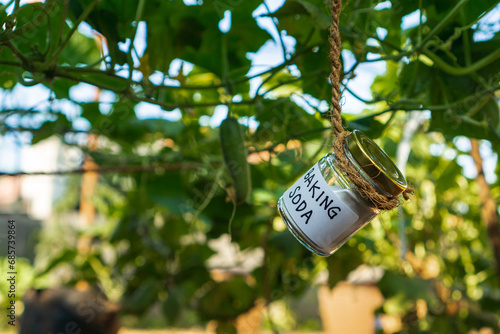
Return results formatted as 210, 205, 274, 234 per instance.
346, 130, 407, 197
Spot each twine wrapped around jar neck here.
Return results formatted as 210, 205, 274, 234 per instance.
328, 0, 414, 210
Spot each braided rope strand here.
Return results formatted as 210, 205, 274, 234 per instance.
328, 0, 414, 210
329, 0, 344, 135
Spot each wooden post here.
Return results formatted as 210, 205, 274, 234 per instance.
318, 282, 383, 334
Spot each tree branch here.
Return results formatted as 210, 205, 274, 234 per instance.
352, 83, 500, 120
4, 39, 29, 65
0, 59, 22, 67
250, 126, 331, 153
0, 44, 315, 113
0, 162, 202, 177
135, 94, 256, 110
470, 139, 500, 285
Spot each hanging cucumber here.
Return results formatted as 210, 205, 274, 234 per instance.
219, 116, 252, 204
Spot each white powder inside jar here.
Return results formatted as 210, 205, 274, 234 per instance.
324, 186, 379, 251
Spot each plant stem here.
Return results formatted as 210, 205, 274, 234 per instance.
462, 30, 472, 66
423, 48, 500, 76
416, 0, 471, 50
417, 0, 423, 46
351, 83, 500, 120
0, 0, 15, 14
127, 0, 146, 82
4, 40, 29, 65
263, 2, 287, 61
359, 0, 471, 65
43, 0, 99, 69
55, 0, 70, 52
0, 59, 21, 67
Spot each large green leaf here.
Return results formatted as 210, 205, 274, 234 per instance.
70, 0, 135, 65
123, 277, 159, 314
59, 31, 101, 66
0, 63, 18, 90
144, 0, 271, 79
270, 0, 331, 47
198, 277, 257, 320
253, 98, 325, 146
31, 113, 72, 143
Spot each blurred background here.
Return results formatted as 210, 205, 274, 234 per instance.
0, 0, 499, 333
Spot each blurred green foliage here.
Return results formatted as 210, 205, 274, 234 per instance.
0, 0, 499, 332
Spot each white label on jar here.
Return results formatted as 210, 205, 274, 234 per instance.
282, 162, 359, 249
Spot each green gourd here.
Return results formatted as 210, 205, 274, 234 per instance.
219, 116, 252, 204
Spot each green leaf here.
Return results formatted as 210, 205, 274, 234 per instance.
429, 109, 491, 141
198, 277, 257, 320
11, 3, 50, 56
109, 216, 139, 243
59, 31, 101, 66
70, 0, 134, 66
269, 0, 329, 48
435, 159, 462, 190
260, 68, 302, 98
77, 72, 129, 92
149, 194, 189, 215
378, 271, 436, 304
347, 115, 386, 139
461, 0, 497, 28
80, 102, 101, 124
38, 249, 78, 276
296, 51, 331, 100
146, 0, 272, 78
326, 244, 363, 288
399, 60, 433, 102
371, 61, 399, 97
50, 77, 77, 99
32, 113, 72, 143
0, 64, 18, 90
163, 290, 181, 324
7, 0, 68, 60
270, 0, 331, 30
123, 277, 159, 314
482, 97, 499, 135
253, 98, 324, 146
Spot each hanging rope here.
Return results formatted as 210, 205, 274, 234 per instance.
328, 0, 414, 210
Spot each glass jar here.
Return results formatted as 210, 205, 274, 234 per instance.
277, 130, 408, 256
